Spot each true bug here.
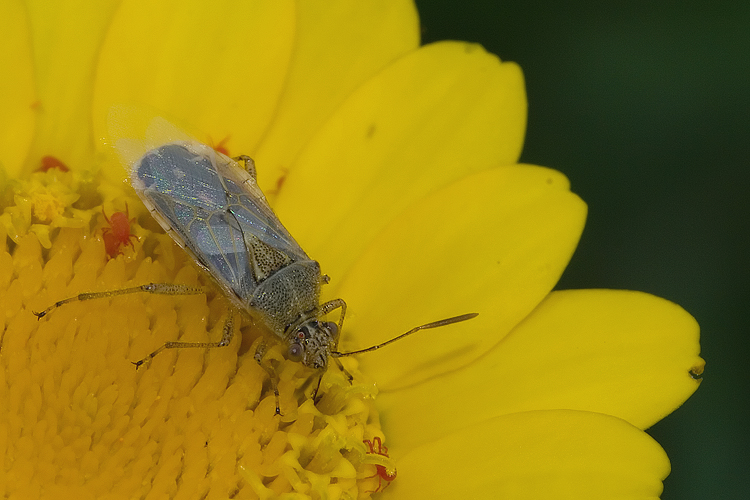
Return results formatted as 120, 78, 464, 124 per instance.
34, 139, 477, 411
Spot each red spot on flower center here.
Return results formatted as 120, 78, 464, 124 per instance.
39, 156, 69, 172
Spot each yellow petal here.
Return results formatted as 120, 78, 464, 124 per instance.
276, 41, 527, 279
379, 289, 703, 452
0, 0, 36, 177
93, 0, 295, 156
21, 0, 121, 173
381, 410, 670, 500
490, 290, 703, 427
254, 0, 420, 189
339, 165, 586, 390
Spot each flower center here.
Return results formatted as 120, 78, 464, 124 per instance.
0, 168, 393, 498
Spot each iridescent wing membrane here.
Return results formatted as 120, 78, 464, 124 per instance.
132, 142, 310, 309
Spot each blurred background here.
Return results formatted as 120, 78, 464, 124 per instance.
415, 1, 748, 498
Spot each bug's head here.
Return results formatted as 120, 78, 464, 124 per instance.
287, 319, 339, 370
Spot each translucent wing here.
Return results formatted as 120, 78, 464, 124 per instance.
133, 141, 310, 303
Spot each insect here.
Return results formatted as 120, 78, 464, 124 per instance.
102, 204, 138, 258
363, 436, 397, 493
34, 139, 477, 412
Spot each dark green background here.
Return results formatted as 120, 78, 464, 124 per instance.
416, 1, 748, 498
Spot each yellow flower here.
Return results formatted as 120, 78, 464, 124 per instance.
0, 1, 703, 499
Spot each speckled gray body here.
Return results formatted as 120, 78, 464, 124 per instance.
132, 141, 342, 369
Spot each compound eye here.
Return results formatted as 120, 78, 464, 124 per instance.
324, 321, 339, 339
288, 343, 303, 362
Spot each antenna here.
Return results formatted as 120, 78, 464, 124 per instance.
332, 313, 478, 357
